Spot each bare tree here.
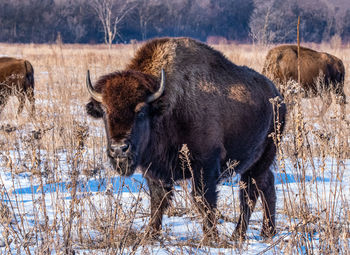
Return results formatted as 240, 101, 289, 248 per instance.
249, 0, 274, 45
135, 0, 164, 40
250, 0, 299, 44
90, 0, 134, 48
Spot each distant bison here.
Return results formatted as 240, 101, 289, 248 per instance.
86, 37, 286, 241
262, 45, 346, 117
0, 57, 35, 116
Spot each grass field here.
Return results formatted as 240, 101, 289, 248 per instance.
0, 41, 349, 254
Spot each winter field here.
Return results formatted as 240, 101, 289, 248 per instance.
0, 42, 349, 254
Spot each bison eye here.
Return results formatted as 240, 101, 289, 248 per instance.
137, 112, 145, 118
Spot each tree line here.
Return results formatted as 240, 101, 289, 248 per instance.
0, 0, 349, 45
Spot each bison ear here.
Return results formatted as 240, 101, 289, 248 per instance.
86, 99, 104, 119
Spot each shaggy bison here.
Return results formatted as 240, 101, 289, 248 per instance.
0, 57, 35, 116
262, 45, 346, 117
86, 37, 286, 241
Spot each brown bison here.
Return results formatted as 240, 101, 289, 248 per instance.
0, 57, 35, 116
262, 45, 346, 117
85, 37, 286, 241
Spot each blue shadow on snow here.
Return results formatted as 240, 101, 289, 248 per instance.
275, 172, 329, 184
13, 174, 145, 195
13, 172, 329, 195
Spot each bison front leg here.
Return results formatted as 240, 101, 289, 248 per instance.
0, 94, 9, 115
146, 178, 173, 237
17, 94, 25, 115
192, 179, 219, 242
191, 156, 220, 242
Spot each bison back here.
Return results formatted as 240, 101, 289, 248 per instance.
129, 38, 285, 175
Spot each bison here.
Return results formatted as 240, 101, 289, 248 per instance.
85, 37, 286, 241
0, 57, 35, 116
262, 45, 346, 117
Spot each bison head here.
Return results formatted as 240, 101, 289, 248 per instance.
86, 70, 165, 176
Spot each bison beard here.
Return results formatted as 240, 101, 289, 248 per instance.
85, 37, 286, 242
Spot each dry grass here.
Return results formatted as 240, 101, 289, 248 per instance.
0, 41, 349, 254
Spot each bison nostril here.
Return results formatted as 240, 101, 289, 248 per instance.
121, 143, 129, 153
110, 143, 118, 154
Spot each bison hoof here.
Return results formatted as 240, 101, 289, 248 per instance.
202, 231, 220, 246
260, 228, 276, 240
231, 230, 246, 242
144, 227, 161, 240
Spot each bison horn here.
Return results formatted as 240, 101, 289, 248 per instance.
86, 70, 103, 103
146, 69, 165, 103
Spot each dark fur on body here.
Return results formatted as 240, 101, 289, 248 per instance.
86, 37, 286, 240
262, 45, 346, 117
0, 57, 35, 115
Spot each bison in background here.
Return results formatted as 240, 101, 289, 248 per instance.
0, 57, 35, 116
86, 37, 286, 242
262, 45, 346, 118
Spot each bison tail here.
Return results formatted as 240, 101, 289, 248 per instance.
24, 60, 34, 88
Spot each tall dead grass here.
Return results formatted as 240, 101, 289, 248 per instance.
0, 41, 349, 254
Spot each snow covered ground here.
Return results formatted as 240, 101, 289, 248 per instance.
0, 149, 348, 254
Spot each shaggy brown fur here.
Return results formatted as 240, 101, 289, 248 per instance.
96, 70, 158, 140
262, 45, 346, 117
0, 57, 35, 115
86, 37, 286, 241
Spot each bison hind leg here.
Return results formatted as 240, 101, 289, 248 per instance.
233, 173, 259, 240
233, 140, 277, 240
318, 92, 332, 118
259, 170, 277, 238
234, 171, 276, 241
334, 91, 346, 120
